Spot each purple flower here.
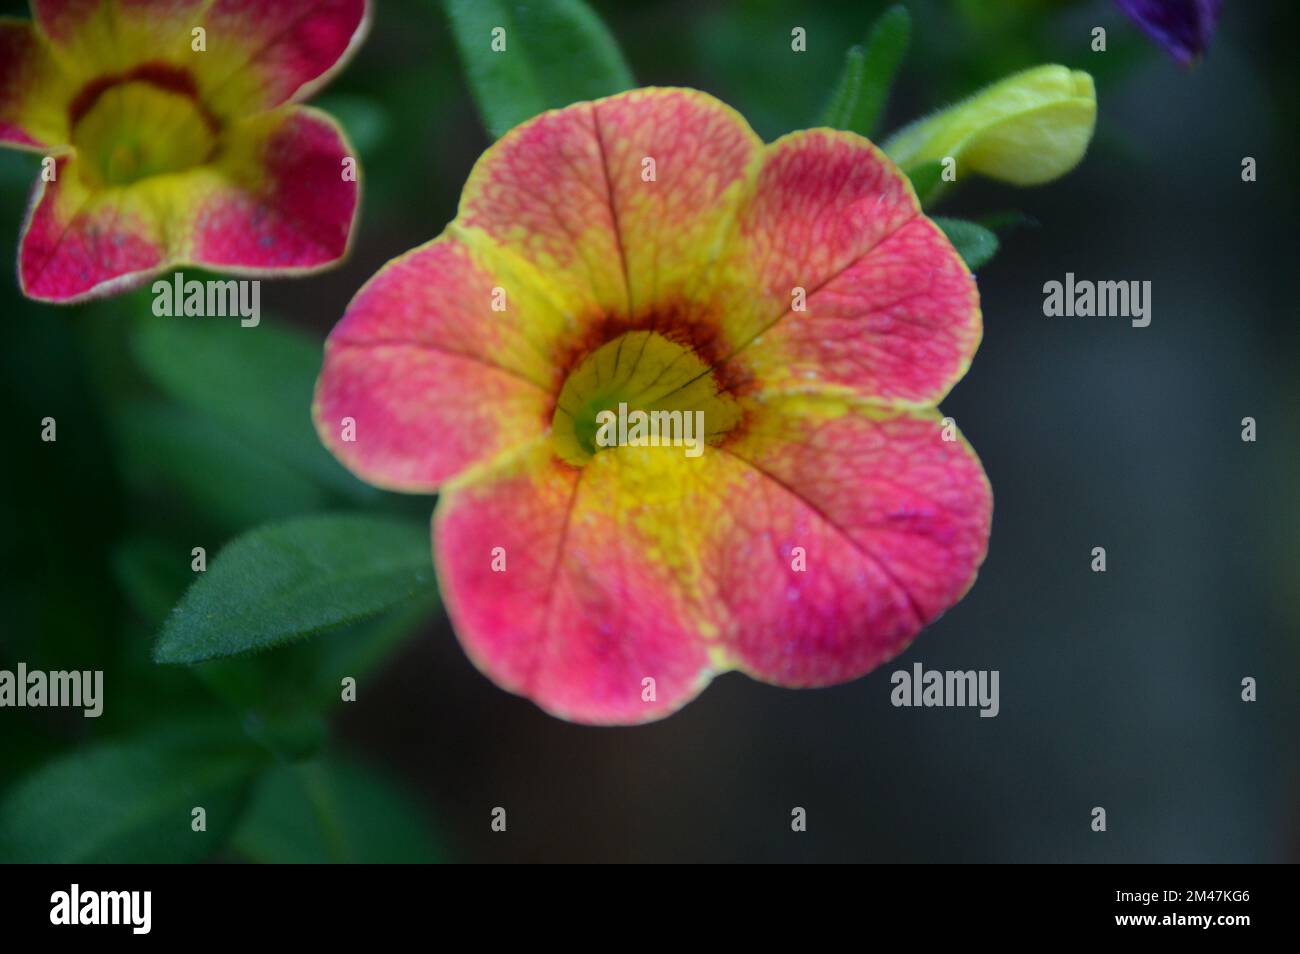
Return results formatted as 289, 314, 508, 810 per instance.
1116, 0, 1223, 67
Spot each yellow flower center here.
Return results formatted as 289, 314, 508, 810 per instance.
71, 80, 217, 188
551, 331, 742, 466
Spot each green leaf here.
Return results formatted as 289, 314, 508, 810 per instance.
0, 720, 266, 863
906, 158, 947, 207
444, 0, 635, 138
820, 47, 867, 130
154, 514, 436, 665
116, 530, 433, 759
233, 757, 443, 863
131, 315, 374, 503
932, 216, 1000, 270
113, 400, 332, 531
820, 5, 910, 137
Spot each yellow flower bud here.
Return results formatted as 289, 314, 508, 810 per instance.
884, 65, 1097, 187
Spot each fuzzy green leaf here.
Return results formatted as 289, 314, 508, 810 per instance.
933, 216, 1000, 270
820, 5, 910, 136
906, 158, 947, 207
154, 514, 436, 664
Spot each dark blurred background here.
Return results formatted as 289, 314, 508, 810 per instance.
0, 0, 1296, 862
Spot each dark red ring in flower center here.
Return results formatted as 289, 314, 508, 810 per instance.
68, 62, 223, 187
68, 61, 219, 133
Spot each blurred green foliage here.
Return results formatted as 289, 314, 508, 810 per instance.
933, 216, 1000, 270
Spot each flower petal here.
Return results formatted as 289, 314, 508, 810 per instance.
18, 105, 357, 301
585, 88, 761, 325
434, 394, 990, 722
312, 342, 551, 494
456, 96, 626, 324
456, 87, 763, 356
198, 0, 371, 114
718, 130, 918, 336
682, 129, 978, 406
32, 0, 206, 79
313, 236, 563, 492
187, 105, 359, 271
19, 156, 167, 301
433, 440, 715, 724
0, 17, 73, 150
736, 212, 979, 405
712, 394, 991, 685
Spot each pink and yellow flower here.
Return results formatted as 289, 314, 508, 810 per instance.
314, 88, 993, 724
0, 0, 369, 302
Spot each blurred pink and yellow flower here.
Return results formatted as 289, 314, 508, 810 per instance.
0, 0, 368, 302
315, 88, 993, 724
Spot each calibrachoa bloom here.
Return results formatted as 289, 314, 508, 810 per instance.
0, 0, 368, 302
315, 88, 993, 724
